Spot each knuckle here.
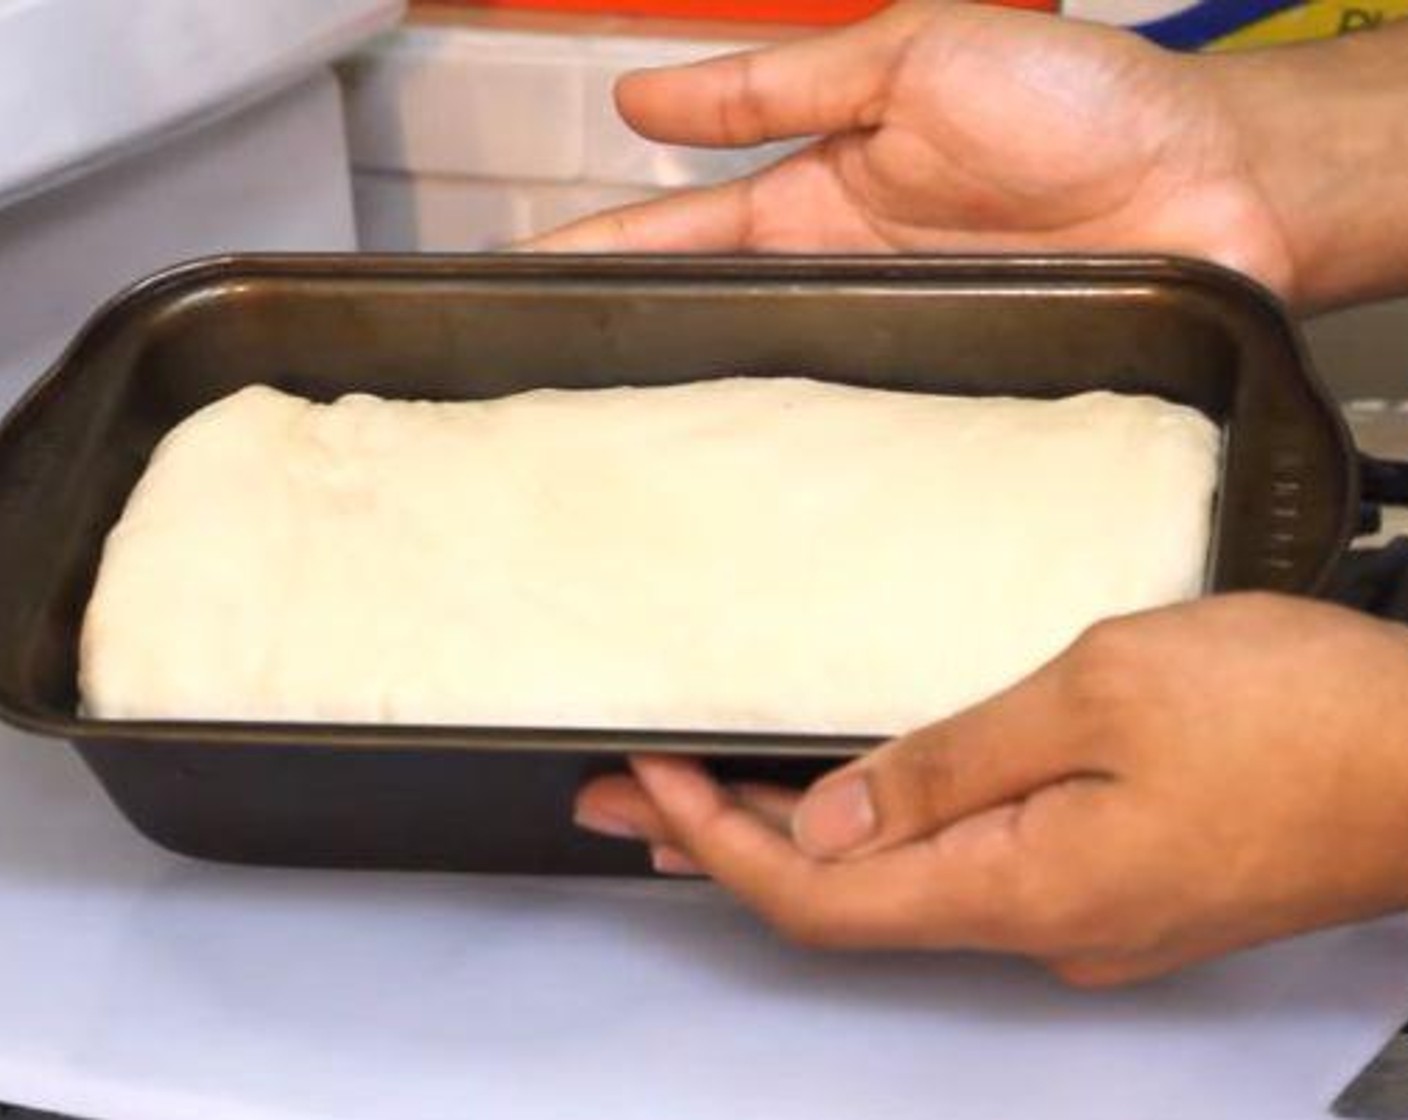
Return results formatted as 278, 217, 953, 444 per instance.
721, 54, 769, 145
1063, 617, 1154, 712
1069, 616, 1139, 670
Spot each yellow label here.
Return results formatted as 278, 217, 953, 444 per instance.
1210, 2, 1408, 49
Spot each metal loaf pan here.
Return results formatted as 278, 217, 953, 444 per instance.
0, 255, 1356, 874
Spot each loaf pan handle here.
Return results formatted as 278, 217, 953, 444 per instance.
1358, 454, 1408, 536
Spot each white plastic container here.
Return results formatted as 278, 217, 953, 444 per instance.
341, 13, 796, 251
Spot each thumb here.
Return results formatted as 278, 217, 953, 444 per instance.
792, 661, 1107, 860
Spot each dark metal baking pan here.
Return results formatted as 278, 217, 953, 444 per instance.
0, 254, 1356, 874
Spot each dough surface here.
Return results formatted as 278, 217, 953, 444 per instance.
79, 379, 1219, 734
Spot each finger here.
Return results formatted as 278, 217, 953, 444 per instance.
575, 772, 671, 843
522, 137, 890, 254
575, 772, 800, 843
733, 782, 802, 833
522, 178, 755, 254
628, 755, 801, 899
631, 755, 1031, 951
615, 2, 931, 147
792, 662, 1110, 860
651, 844, 704, 877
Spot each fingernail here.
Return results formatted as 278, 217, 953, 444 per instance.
793, 773, 877, 857
573, 807, 639, 840
651, 845, 702, 877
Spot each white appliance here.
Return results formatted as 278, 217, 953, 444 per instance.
0, 0, 404, 413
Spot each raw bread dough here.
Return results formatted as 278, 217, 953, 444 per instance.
79, 379, 1219, 735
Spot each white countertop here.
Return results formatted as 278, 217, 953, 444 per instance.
1, 723, 1407, 1120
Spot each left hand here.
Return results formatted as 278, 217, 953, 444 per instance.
575, 594, 1408, 986
528, 2, 1298, 301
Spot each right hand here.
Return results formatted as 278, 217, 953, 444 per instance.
577, 595, 1408, 986
531, 2, 1297, 301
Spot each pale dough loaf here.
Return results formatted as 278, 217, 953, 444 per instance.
79, 379, 1219, 734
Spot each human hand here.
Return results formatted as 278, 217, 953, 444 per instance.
532, 2, 1296, 300
575, 595, 1408, 986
